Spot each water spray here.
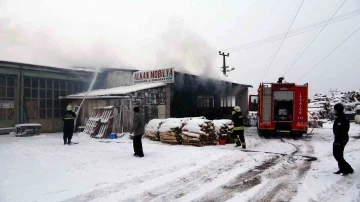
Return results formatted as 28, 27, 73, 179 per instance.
72, 67, 100, 136
76, 67, 100, 116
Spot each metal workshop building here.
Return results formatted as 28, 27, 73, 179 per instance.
0, 61, 136, 132
64, 68, 252, 132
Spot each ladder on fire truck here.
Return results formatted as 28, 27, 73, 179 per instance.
263, 85, 272, 123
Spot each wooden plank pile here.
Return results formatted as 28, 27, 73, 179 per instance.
158, 118, 189, 145
83, 106, 114, 138
213, 119, 234, 143
182, 119, 217, 147
145, 119, 164, 141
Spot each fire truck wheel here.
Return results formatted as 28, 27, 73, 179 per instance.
290, 131, 303, 139
258, 130, 270, 138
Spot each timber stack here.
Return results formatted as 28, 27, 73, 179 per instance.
145, 119, 164, 141
182, 119, 217, 147
158, 118, 188, 145
213, 119, 234, 143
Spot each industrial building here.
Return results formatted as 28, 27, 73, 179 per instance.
64, 68, 252, 132
0, 61, 252, 133
0, 61, 136, 132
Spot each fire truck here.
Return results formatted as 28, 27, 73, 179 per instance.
249, 77, 309, 137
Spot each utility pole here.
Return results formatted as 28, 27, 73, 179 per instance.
329, 88, 340, 94
219, 51, 234, 76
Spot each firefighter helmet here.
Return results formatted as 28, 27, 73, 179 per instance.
66, 105, 72, 111
234, 106, 241, 112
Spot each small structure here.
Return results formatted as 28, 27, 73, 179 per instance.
15, 123, 41, 137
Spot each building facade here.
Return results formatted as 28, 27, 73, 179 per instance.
64, 69, 252, 133
0, 61, 135, 132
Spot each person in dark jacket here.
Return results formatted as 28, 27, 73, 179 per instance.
62, 105, 77, 145
130, 107, 145, 157
333, 103, 354, 175
232, 106, 246, 149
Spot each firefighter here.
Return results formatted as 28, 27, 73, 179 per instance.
62, 105, 77, 145
232, 106, 246, 149
333, 103, 354, 175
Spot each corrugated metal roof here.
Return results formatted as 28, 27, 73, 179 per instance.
63, 82, 167, 98
0, 60, 137, 73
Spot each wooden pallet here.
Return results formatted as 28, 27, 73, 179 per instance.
95, 106, 114, 138
84, 106, 114, 138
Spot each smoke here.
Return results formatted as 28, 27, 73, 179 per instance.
0, 19, 128, 69
155, 18, 223, 80
0, 15, 224, 80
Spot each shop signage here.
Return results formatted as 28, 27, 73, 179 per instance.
133, 68, 174, 84
0, 100, 14, 109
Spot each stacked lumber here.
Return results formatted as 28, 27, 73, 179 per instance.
213, 119, 234, 143
158, 118, 187, 145
182, 119, 217, 147
83, 106, 114, 138
145, 119, 164, 141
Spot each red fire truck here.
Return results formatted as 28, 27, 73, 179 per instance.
249, 77, 309, 137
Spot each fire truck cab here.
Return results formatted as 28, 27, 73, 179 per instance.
249, 78, 308, 137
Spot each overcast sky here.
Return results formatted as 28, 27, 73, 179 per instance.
0, 0, 359, 95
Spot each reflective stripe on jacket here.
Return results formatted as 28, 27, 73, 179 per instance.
232, 110, 245, 131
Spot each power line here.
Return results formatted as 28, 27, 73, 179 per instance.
260, 0, 305, 82
282, 0, 348, 76
220, 9, 360, 52
296, 26, 360, 82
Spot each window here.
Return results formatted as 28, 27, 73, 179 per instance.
0, 75, 16, 120
197, 96, 214, 108
24, 77, 39, 119
67, 80, 85, 95
221, 96, 236, 107
24, 77, 86, 119
356, 110, 360, 115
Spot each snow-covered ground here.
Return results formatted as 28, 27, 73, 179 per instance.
1, 123, 360, 202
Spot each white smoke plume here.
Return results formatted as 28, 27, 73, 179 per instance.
155, 19, 224, 80
0, 18, 129, 70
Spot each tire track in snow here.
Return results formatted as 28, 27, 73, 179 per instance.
61, 154, 234, 202
121, 153, 270, 202
252, 160, 312, 202
250, 141, 313, 202
311, 177, 357, 202
197, 155, 282, 202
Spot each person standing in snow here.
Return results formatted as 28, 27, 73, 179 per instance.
62, 105, 77, 145
130, 107, 145, 157
333, 103, 354, 175
232, 106, 246, 149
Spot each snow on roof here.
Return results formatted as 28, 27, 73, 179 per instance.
65, 82, 167, 98
175, 71, 252, 87
0, 60, 137, 73
15, 123, 41, 127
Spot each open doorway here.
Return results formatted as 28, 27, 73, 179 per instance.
274, 100, 293, 121
273, 91, 294, 122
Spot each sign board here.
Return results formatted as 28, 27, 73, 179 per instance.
133, 68, 174, 84
294, 87, 308, 122
0, 100, 14, 109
